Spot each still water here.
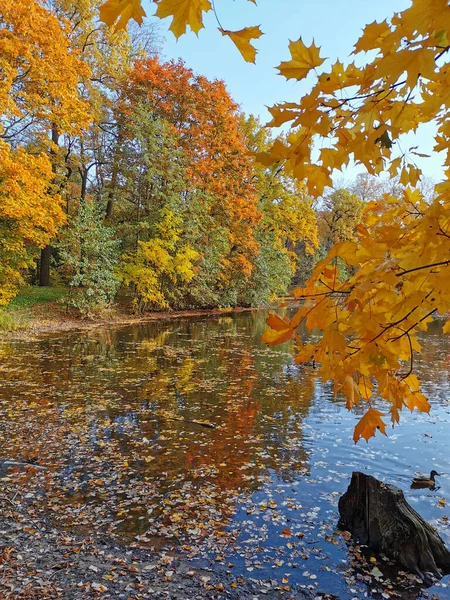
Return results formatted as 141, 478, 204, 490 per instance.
0, 311, 449, 598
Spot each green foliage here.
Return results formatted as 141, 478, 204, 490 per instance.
240, 230, 292, 306
59, 202, 120, 314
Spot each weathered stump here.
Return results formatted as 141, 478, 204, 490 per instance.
338, 471, 450, 583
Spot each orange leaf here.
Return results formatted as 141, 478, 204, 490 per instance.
261, 327, 294, 346
266, 312, 291, 331
353, 407, 387, 444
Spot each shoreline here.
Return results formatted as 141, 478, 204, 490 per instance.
1, 303, 261, 341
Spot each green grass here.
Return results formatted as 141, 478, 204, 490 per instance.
7, 286, 67, 310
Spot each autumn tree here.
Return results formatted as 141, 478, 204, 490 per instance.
99, 0, 450, 442
118, 57, 261, 308
38, 0, 137, 287
114, 103, 200, 311
241, 115, 318, 304
0, 0, 90, 303
320, 189, 364, 252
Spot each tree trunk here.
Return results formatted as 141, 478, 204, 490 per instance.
105, 129, 123, 219
40, 123, 59, 287
338, 472, 450, 584
39, 245, 51, 287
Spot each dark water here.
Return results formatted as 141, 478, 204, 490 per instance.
0, 311, 449, 598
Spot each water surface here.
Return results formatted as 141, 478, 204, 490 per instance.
0, 312, 449, 598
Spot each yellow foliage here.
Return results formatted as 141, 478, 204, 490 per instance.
99, 0, 261, 58
119, 211, 200, 311
0, 0, 90, 136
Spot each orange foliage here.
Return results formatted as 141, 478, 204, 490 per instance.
0, 0, 90, 138
126, 57, 260, 284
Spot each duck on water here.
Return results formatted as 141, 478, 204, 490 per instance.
411, 470, 441, 489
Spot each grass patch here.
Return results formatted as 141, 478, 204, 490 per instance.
0, 310, 28, 331
7, 286, 67, 310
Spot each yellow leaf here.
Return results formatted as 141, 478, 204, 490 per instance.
155, 0, 212, 38
277, 38, 325, 81
353, 20, 390, 54
219, 26, 263, 63
343, 375, 361, 409
375, 48, 437, 88
443, 320, 450, 334
99, 0, 146, 30
353, 408, 387, 444
254, 139, 288, 167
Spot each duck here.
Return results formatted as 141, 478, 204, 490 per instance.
410, 470, 441, 489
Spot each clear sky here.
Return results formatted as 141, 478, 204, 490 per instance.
144, 0, 444, 183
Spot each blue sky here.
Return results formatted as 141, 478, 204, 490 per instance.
145, 0, 444, 183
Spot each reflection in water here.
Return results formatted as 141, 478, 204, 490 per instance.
0, 312, 450, 599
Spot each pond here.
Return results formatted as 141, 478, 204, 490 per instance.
0, 311, 449, 599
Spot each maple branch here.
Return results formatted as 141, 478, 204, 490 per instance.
435, 46, 450, 62
399, 331, 414, 380
320, 79, 407, 111
211, 0, 225, 31
348, 290, 434, 358
294, 289, 350, 299
388, 308, 437, 343
437, 224, 450, 240
396, 260, 450, 276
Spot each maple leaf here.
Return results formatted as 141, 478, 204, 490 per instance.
99, 0, 146, 30
342, 375, 361, 410
353, 408, 387, 444
219, 26, 263, 63
255, 139, 288, 167
352, 20, 390, 54
375, 48, 437, 88
262, 312, 296, 345
277, 38, 325, 81
261, 327, 294, 346
266, 312, 291, 331
155, 0, 212, 37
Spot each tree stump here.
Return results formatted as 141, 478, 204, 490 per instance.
338, 471, 450, 583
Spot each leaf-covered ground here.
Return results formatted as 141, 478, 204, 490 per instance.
1, 312, 449, 598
